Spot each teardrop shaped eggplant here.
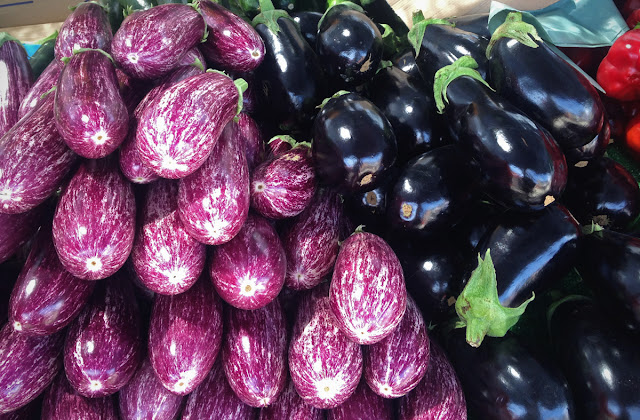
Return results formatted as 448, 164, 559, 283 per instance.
64, 273, 142, 398
0, 34, 33, 138
18, 59, 63, 119
258, 379, 324, 420
55, 2, 113, 60
42, 373, 117, 420
149, 277, 223, 395
327, 380, 393, 420
0, 206, 42, 264
132, 179, 205, 295
52, 158, 136, 281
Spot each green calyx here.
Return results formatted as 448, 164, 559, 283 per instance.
267, 134, 304, 149
317, 90, 350, 109
69, 1, 106, 12
486, 11, 542, 58
40, 85, 57, 100
71, 47, 116, 64
433, 55, 493, 114
376, 60, 393, 74
454, 249, 535, 348
35, 30, 58, 45
318, 1, 364, 31
581, 221, 604, 236
252, 0, 292, 33
234, 78, 248, 116
407, 11, 454, 56
191, 56, 205, 71
0, 32, 23, 50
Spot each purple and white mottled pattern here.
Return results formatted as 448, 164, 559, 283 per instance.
258, 379, 325, 420
148, 277, 223, 396
52, 158, 136, 280
363, 296, 429, 398
0, 92, 76, 215
329, 232, 407, 345
251, 145, 316, 220
281, 188, 342, 290
63, 274, 142, 398
54, 50, 129, 159
177, 116, 250, 245
116, 68, 152, 114
222, 299, 288, 407
178, 46, 205, 68
182, 362, 258, 420
111, 4, 205, 79
136, 71, 239, 179
268, 135, 293, 156
54, 2, 112, 61
0, 400, 37, 420
9, 228, 95, 336
209, 213, 285, 309
18, 59, 62, 119
0, 323, 63, 414
42, 373, 117, 420
0, 38, 32, 138
197, 0, 265, 73
289, 284, 363, 409
397, 343, 467, 420
118, 358, 184, 420
0, 206, 41, 263
327, 380, 393, 420
132, 180, 205, 295
234, 113, 264, 172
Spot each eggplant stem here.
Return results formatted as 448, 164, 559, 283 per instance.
433, 55, 494, 114
486, 11, 542, 58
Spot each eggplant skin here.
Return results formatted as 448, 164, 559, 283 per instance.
0, 38, 33, 138
0, 206, 42, 264
18, 60, 63, 120
327, 380, 393, 420
258, 379, 324, 420
42, 373, 118, 420
55, 2, 113, 61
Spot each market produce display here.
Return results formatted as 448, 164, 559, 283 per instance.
1, 0, 640, 418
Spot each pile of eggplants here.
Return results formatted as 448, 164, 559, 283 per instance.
0, 0, 639, 419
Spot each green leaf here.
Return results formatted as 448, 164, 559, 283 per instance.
486, 11, 542, 59
0, 32, 22, 50
433, 56, 493, 114
35, 30, 58, 45
316, 90, 350, 109
407, 16, 453, 57
234, 77, 248, 116
455, 249, 535, 347
72, 48, 116, 64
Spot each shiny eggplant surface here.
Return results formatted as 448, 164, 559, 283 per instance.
392, 50, 424, 83
449, 13, 491, 39
345, 166, 399, 235
564, 120, 610, 166
291, 11, 322, 50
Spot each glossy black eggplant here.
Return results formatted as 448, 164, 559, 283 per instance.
444, 330, 574, 420
28, 32, 57, 80
449, 13, 491, 39
476, 204, 581, 307
312, 92, 397, 194
360, 0, 409, 37
317, 3, 383, 87
487, 12, 604, 150
392, 50, 424, 83
564, 120, 610, 167
549, 298, 640, 419
452, 201, 505, 251
291, 11, 322, 51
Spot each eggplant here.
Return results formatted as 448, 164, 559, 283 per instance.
291, 11, 322, 50
327, 380, 393, 420
55, 2, 113, 60
0, 206, 42, 264
312, 92, 397, 194
359, 0, 409, 37
344, 166, 398, 235
29, 31, 57, 79
233, 113, 264, 172
0, 33, 33, 138
96, 0, 124, 33
42, 373, 117, 420
18, 59, 63, 119
564, 120, 610, 167
392, 50, 424, 83
549, 298, 640, 419
449, 13, 491, 38
487, 12, 604, 150
258, 379, 324, 420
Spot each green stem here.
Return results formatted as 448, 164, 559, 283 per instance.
72, 47, 115, 64
407, 17, 454, 56
0, 32, 22, 50
316, 90, 350, 109
433, 55, 493, 114
35, 30, 58, 45
486, 11, 542, 58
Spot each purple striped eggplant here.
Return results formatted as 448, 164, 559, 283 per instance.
363, 296, 429, 398
0, 34, 33, 138
281, 188, 342, 290
132, 180, 205, 295
116, 68, 152, 114
209, 213, 285, 309
327, 381, 393, 420
112, 4, 205, 79
9, 228, 95, 336
18, 60, 62, 119
64, 273, 142, 398
0, 400, 38, 420
177, 115, 250, 245
0, 92, 76, 215
42, 373, 117, 420
0, 324, 63, 414
289, 284, 363, 409
330, 231, 407, 345
178, 46, 205, 67
251, 143, 316, 219
54, 2, 112, 60
197, 0, 265, 72
223, 299, 288, 407
235, 113, 264, 172
397, 343, 467, 420
52, 158, 136, 280
136, 71, 243, 179
149, 277, 223, 395
182, 362, 258, 420
54, 49, 129, 159
0, 206, 41, 263
118, 358, 184, 420
259, 379, 325, 420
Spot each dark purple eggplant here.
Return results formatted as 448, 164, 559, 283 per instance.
52, 158, 136, 281
42, 373, 117, 420
64, 273, 142, 397
258, 379, 324, 420
327, 380, 392, 420
111, 4, 206, 79
118, 358, 184, 420
564, 120, 610, 167
487, 12, 604, 150
312, 92, 397, 193
132, 179, 205, 295
0, 34, 33, 138
209, 213, 285, 309
234, 113, 264, 172
549, 298, 640, 419
449, 13, 491, 38
240, 73, 259, 115
149, 276, 223, 395
392, 50, 424, 83
0, 206, 41, 264
0, 93, 76, 215
317, 3, 382, 87
291, 11, 322, 50
18, 59, 62, 119
55, 2, 112, 60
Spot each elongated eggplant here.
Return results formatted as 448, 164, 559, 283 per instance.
313, 92, 397, 193
291, 11, 322, 50
0, 324, 63, 414
29, 31, 57, 79
42, 373, 117, 420
0, 34, 33, 138
55, 2, 113, 60
549, 298, 640, 419
210, 213, 285, 309
132, 180, 205, 295
258, 379, 324, 420
327, 380, 393, 420
0, 206, 41, 264
55, 49, 129, 158
52, 158, 136, 281
487, 12, 604, 150
0, 93, 76, 215
64, 273, 141, 397
18, 59, 63, 119
112, 4, 205, 79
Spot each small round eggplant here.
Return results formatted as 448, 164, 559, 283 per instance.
291, 11, 322, 50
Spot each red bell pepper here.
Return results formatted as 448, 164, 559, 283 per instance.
597, 25, 640, 101
626, 112, 640, 155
